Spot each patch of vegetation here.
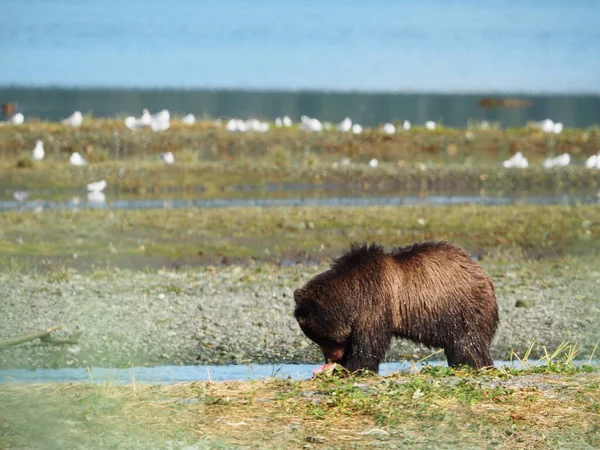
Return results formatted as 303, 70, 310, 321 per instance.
1, 367, 598, 449
0, 204, 598, 269
1, 120, 599, 193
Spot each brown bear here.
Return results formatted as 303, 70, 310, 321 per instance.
293, 241, 498, 372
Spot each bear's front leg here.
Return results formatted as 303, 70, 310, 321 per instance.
341, 316, 393, 373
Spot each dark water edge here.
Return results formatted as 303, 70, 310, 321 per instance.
1, 361, 596, 384
2, 87, 600, 128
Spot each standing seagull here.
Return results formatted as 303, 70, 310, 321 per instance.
87, 180, 107, 192
542, 153, 570, 169
337, 117, 352, 132
32, 140, 45, 160
7, 113, 24, 125
69, 152, 86, 166
160, 152, 175, 164
382, 123, 395, 134
63, 111, 83, 127
586, 153, 600, 169
503, 152, 529, 169
181, 113, 196, 125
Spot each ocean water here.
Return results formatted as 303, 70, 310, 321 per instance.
2, 0, 600, 93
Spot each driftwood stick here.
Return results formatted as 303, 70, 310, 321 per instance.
0, 325, 67, 350
41, 332, 81, 346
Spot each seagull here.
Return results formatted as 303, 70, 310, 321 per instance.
282, 116, 292, 127
140, 109, 152, 126
226, 118, 240, 131
32, 140, 44, 160
181, 113, 196, 125
275, 117, 283, 127
87, 180, 107, 192
382, 123, 395, 134
503, 152, 528, 169
69, 152, 86, 166
299, 116, 322, 132
403, 120, 411, 131
62, 111, 83, 127
13, 190, 29, 202
425, 121, 437, 130
151, 109, 170, 132
351, 124, 362, 134
160, 152, 175, 164
369, 158, 379, 168
586, 153, 600, 169
534, 119, 563, 134
125, 116, 140, 130
246, 119, 269, 132
7, 113, 24, 125
542, 153, 570, 169
337, 117, 352, 132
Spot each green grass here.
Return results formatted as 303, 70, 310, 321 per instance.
1, 204, 598, 269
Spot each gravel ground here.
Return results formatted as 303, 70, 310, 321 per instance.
1, 258, 599, 370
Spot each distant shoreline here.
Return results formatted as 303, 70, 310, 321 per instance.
3, 87, 600, 127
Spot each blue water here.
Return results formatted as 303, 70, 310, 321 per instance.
1, 192, 599, 213
1, 360, 594, 384
2, 0, 600, 92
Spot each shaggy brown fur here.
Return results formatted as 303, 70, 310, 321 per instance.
294, 242, 499, 372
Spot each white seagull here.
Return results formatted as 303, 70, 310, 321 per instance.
13, 190, 29, 202
299, 116, 322, 132
63, 111, 83, 127
369, 158, 379, 168
503, 152, 529, 169
535, 119, 563, 134
181, 113, 196, 125
585, 153, 600, 169
87, 180, 107, 192
151, 109, 170, 132
140, 109, 152, 126
403, 120, 411, 131
351, 124, 362, 134
382, 123, 395, 134
160, 152, 175, 164
7, 113, 24, 125
125, 115, 140, 130
425, 121, 437, 130
69, 152, 86, 166
337, 117, 352, 132
542, 153, 570, 169
32, 140, 45, 160
282, 116, 292, 127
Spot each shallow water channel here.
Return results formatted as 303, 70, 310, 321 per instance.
1, 192, 598, 213
1, 360, 587, 384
